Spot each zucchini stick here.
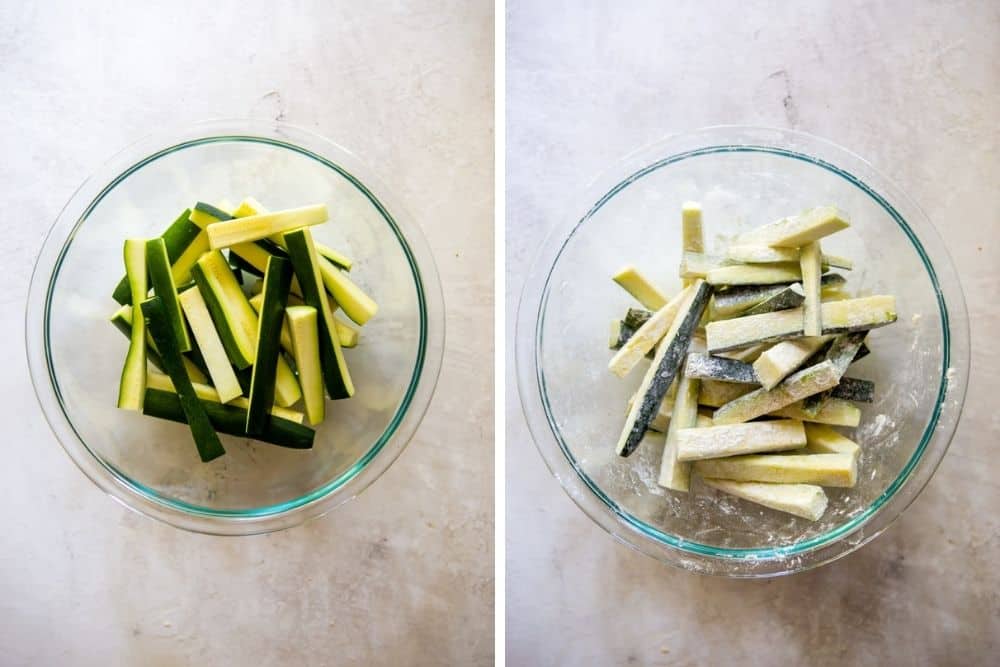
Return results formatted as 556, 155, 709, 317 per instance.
117, 240, 148, 411
608, 286, 690, 377
702, 478, 828, 521
612, 265, 668, 310
800, 241, 823, 336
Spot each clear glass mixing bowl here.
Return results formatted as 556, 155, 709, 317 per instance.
27, 120, 444, 535
516, 126, 969, 576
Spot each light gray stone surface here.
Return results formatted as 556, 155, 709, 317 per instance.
0, 1, 493, 665
507, 1, 998, 665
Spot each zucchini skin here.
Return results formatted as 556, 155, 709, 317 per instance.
683, 352, 758, 384
112, 209, 196, 305
246, 256, 294, 435
141, 297, 225, 462
193, 201, 235, 221
146, 237, 192, 352
620, 281, 712, 457
143, 389, 314, 449
285, 229, 354, 399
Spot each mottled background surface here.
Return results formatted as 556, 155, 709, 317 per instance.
507, 1, 998, 665
0, 1, 493, 665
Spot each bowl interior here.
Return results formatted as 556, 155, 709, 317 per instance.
46, 137, 426, 515
536, 145, 949, 553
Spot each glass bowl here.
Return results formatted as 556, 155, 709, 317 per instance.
26, 119, 444, 535
516, 126, 969, 577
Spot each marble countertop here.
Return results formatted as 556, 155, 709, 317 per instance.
0, 1, 493, 665
506, 1, 998, 664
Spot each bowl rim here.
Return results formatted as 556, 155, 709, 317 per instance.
26, 118, 446, 535
515, 125, 970, 576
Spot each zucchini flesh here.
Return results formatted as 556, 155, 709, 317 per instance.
146, 372, 305, 423
676, 419, 807, 461
333, 316, 360, 348
111, 209, 196, 305
206, 204, 328, 249
804, 423, 860, 457
679, 252, 735, 280
726, 244, 853, 270
285, 228, 354, 399
117, 240, 148, 410
143, 389, 313, 449
683, 352, 758, 384
191, 251, 258, 369
701, 479, 828, 521
657, 373, 700, 491
772, 398, 860, 426
317, 244, 353, 271
286, 305, 325, 425
146, 237, 192, 352
608, 285, 690, 378
611, 265, 668, 310
693, 452, 858, 487
705, 263, 802, 286
800, 241, 823, 336
681, 202, 704, 253
188, 201, 234, 228
318, 258, 378, 325
712, 360, 841, 425
177, 287, 242, 403
616, 280, 712, 457
705, 295, 897, 352
140, 297, 225, 462
247, 256, 294, 434
736, 206, 850, 248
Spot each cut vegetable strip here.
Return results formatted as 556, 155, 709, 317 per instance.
657, 372, 700, 491
741, 283, 806, 317
206, 204, 328, 249
804, 423, 860, 458
318, 259, 378, 325
111, 305, 208, 383
608, 286, 690, 377
188, 202, 234, 227
141, 297, 225, 462
801, 332, 867, 415
771, 398, 861, 426
616, 280, 712, 457
143, 389, 312, 450
612, 265, 668, 310
711, 283, 791, 319
681, 202, 704, 253
627, 388, 674, 433
191, 251, 258, 369
705, 295, 897, 352
753, 336, 831, 390
609, 320, 635, 350
177, 287, 242, 403
736, 206, 850, 248
285, 228, 354, 399
683, 353, 758, 384
705, 263, 802, 286
701, 479, 828, 521
287, 306, 325, 425
112, 209, 197, 305
676, 419, 806, 461
146, 372, 305, 423
247, 256, 295, 434
692, 453, 858, 487
146, 237, 192, 352
623, 308, 653, 329
250, 293, 358, 351
800, 241, 823, 336
232, 197, 354, 272
725, 244, 853, 270
712, 360, 841, 424
716, 342, 772, 363
117, 240, 148, 410
316, 243, 353, 271
679, 252, 735, 280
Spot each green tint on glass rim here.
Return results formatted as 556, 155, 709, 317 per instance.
516, 126, 969, 577
27, 121, 444, 535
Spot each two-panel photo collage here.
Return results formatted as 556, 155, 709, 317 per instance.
7, 1, 994, 665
